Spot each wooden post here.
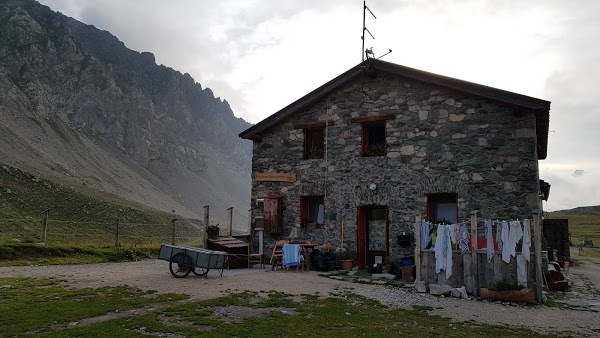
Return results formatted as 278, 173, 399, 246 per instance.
171, 219, 177, 245
414, 214, 422, 283
228, 207, 233, 236
533, 213, 544, 304
41, 209, 49, 244
114, 218, 120, 247
203, 205, 210, 249
248, 209, 252, 232
470, 211, 478, 297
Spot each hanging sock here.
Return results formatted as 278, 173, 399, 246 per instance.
501, 220, 510, 263
495, 220, 503, 252
444, 224, 455, 279
484, 219, 494, 262
459, 223, 470, 254
522, 219, 532, 262
434, 225, 447, 274
421, 220, 432, 249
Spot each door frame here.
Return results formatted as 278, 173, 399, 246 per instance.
357, 205, 389, 269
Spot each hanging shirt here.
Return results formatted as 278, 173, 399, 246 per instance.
485, 219, 494, 262
501, 220, 511, 263
508, 220, 523, 258
522, 219, 532, 262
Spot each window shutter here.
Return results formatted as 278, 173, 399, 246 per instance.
264, 195, 283, 234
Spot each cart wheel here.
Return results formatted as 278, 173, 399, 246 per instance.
192, 267, 208, 276
169, 253, 193, 278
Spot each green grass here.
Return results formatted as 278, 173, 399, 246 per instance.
548, 209, 600, 260
0, 163, 200, 245
0, 278, 187, 337
0, 278, 554, 338
0, 243, 160, 266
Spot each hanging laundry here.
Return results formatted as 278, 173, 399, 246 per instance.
522, 219, 532, 262
459, 223, 470, 254
501, 220, 510, 263
434, 225, 447, 274
421, 220, 432, 249
495, 220, 503, 252
508, 220, 523, 258
484, 219, 494, 262
445, 223, 456, 279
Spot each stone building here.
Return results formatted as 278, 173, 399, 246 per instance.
239, 58, 550, 269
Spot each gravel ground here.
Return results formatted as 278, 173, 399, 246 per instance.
1, 260, 599, 337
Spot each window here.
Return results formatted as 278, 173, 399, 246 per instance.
304, 128, 324, 159
300, 195, 324, 226
427, 193, 458, 224
362, 122, 386, 156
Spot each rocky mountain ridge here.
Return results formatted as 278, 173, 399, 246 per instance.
0, 0, 252, 227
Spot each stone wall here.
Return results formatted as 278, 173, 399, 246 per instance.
250, 70, 541, 264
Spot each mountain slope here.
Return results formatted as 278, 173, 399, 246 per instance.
0, 0, 252, 227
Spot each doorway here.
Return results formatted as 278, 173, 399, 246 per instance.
357, 206, 388, 269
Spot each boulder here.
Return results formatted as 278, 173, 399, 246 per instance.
450, 286, 468, 299
414, 281, 427, 293
429, 284, 452, 296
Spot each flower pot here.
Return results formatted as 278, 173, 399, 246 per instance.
479, 288, 536, 304
339, 259, 353, 271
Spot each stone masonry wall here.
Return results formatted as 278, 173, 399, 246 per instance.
250, 70, 541, 265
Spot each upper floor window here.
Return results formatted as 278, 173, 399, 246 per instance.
304, 127, 324, 159
362, 122, 386, 157
350, 114, 395, 157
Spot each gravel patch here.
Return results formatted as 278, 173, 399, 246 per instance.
1, 259, 599, 336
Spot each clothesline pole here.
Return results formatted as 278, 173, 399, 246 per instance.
533, 213, 544, 304
414, 214, 422, 283
470, 211, 478, 297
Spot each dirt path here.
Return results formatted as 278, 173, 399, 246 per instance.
1, 260, 599, 337
570, 248, 600, 293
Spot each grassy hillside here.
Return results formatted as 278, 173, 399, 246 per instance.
0, 163, 200, 245
548, 206, 600, 244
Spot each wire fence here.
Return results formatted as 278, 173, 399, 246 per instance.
0, 217, 203, 247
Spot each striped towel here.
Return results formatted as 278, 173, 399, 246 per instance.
282, 244, 301, 269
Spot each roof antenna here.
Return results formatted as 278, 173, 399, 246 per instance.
361, 1, 376, 63
361, 2, 392, 63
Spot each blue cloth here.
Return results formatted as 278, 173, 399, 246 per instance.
282, 244, 301, 269
421, 220, 432, 249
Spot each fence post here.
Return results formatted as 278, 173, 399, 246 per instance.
470, 211, 478, 297
203, 205, 209, 248
414, 214, 422, 283
114, 218, 120, 247
533, 213, 544, 304
228, 207, 233, 236
41, 209, 49, 244
171, 219, 177, 245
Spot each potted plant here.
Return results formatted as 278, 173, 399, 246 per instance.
479, 280, 535, 304
338, 250, 357, 271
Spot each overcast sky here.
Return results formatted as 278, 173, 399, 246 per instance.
39, 0, 599, 211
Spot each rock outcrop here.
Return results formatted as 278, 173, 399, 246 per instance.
0, 0, 252, 225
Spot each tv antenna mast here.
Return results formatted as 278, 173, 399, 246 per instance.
361, 1, 392, 62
